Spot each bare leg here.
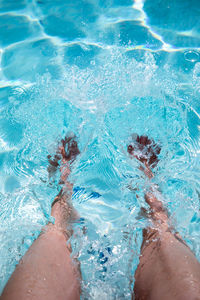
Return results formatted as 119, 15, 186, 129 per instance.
1, 136, 81, 300
128, 135, 200, 300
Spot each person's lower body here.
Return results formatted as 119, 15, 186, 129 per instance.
2, 134, 200, 300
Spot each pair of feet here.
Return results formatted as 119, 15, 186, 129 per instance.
48, 133, 160, 183
48, 133, 165, 226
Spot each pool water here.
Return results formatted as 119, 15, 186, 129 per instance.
1, 0, 200, 298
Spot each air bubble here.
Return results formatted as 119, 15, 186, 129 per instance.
184, 50, 200, 62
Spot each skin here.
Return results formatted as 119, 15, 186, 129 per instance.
1, 136, 81, 300
128, 135, 200, 300
2, 134, 200, 300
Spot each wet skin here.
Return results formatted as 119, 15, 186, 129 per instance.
1, 136, 81, 300
128, 135, 200, 300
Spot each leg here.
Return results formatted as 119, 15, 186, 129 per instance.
128, 135, 200, 300
135, 192, 200, 300
1, 136, 81, 300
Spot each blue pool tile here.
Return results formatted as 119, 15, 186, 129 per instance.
0, 15, 41, 47
40, 16, 85, 41
98, 20, 162, 48
0, 0, 26, 12
143, 0, 200, 48
144, 0, 200, 31
2, 39, 60, 81
63, 43, 101, 68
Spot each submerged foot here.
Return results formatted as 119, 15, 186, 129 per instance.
49, 134, 80, 233
127, 134, 161, 179
47, 134, 80, 179
59, 134, 80, 186
48, 134, 80, 187
127, 134, 166, 221
60, 135, 80, 163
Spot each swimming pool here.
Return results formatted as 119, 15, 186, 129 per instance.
1, 0, 200, 298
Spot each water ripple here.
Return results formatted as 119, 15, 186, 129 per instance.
1, 0, 200, 298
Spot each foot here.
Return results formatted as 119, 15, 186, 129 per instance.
127, 134, 161, 179
49, 134, 80, 234
48, 134, 80, 190
127, 134, 166, 222
58, 135, 80, 187
59, 135, 80, 163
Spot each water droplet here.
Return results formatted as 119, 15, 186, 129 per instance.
184, 50, 200, 62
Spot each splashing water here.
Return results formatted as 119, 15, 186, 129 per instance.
1, 1, 200, 299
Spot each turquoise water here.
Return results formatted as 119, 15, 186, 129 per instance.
1, 0, 200, 298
